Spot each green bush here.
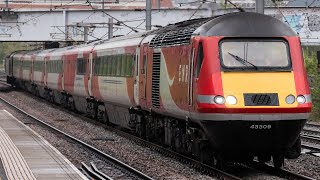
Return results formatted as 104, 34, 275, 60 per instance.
304, 50, 320, 120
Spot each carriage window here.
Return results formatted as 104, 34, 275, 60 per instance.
34, 61, 44, 72
77, 58, 86, 74
94, 57, 99, 75
22, 60, 32, 70
127, 55, 134, 76
195, 42, 204, 78
93, 54, 134, 77
220, 39, 291, 71
103, 57, 107, 75
116, 55, 122, 76
121, 55, 127, 76
47, 60, 61, 73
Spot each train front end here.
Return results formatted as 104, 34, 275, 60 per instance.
193, 13, 312, 163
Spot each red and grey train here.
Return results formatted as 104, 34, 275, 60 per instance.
5, 12, 312, 167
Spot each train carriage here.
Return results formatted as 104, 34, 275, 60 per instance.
32, 49, 56, 97
6, 12, 312, 168
91, 35, 141, 126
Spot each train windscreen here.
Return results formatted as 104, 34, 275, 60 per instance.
219, 39, 291, 71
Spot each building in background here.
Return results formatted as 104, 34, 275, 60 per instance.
287, 0, 320, 7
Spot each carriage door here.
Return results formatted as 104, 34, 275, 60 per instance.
7, 55, 13, 76
61, 56, 65, 91
134, 48, 140, 105
140, 44, 149, 105
44, 57, 47, 87
88, 52, 93, 96
134, 43, 149, 107
189, 37, 201, 108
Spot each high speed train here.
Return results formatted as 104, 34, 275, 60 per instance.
5, 12, 312, 168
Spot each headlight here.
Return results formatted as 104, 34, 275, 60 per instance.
214, 96, 225, 104
226, 96, 237, 105
285, 95, 295, 104
297, 95, 306, 104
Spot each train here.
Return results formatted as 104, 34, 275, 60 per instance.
5, 12, 312, 168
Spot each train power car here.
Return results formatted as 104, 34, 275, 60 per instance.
5, 12, 312, 168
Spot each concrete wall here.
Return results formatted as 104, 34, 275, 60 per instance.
0, 8, 211, 41
1, 5, 320, 45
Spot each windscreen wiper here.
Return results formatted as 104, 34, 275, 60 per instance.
228, 52, 258, 70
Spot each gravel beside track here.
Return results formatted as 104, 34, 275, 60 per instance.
0, 84, 319, 179
0, 85, 214, 179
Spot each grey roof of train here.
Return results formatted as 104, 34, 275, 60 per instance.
196, 12, 296, 37
149, 12, 296, 48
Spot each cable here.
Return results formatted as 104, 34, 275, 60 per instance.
188, 2, 204, 20
127, 19, 145, 35
271, 0, 291, 26
53, 26, 76, 41
178, 0, 216, 7
86, 0, 139, 33
73, 26, 102, 40
224, 0, 245, 12
80, 11, 96, 23
308, 0, 317, 8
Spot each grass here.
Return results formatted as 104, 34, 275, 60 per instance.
304, 50, 320, 121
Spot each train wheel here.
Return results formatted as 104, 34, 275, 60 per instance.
213, 155, 226, 170
101, 111, 109, 124
273, 154, 284, 169
136, 115, 145, 138
258, 155, 271, 164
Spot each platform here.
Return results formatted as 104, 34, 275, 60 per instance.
0, 109, 87, 180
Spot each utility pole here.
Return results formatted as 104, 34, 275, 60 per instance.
108, 18, 113, 39
5, 0, 8, 11
63, 10, 69, 41
256, 0, 264, 14
146, 0, 152, 30
83, 26, 89, 42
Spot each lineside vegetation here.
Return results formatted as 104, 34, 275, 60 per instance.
304, 47, 320, 121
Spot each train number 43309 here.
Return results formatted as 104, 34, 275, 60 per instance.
250, 125, 272, 130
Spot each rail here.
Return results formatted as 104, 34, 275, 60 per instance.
0, 97, 153, 180
0, 83, 317, 180
81, 162, 113, 180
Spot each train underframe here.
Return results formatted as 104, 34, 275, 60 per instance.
9, 78, 304, 168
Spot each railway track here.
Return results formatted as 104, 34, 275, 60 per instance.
0, 83, 316, 179
302, 128, 320, 136
301, 134, 320, 144
0, 97, 153, 180
305, 122, 320, 130
301, 122, 320, 155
